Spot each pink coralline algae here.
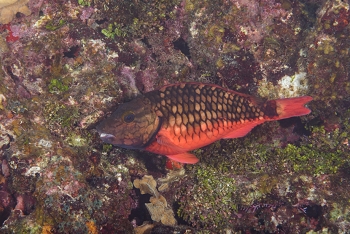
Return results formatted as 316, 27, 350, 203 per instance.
80, 7, 95, 22
1, 159, 10, 177
135, 68, 159, 93
231, 0, 289, 46
1, 24, 19, 42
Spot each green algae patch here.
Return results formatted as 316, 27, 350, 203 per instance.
277, 115, 350, 175
48, 78, 69, 93
94, 0, 181, 42
101, 23, 128, 39
256, 173, 279, 194
78, 0, 91, 6
177, 163, 238, 229
278, 143, 344, 175
44, 102, 79, 132
45, 19, 66, 31
66, 132, 90, 147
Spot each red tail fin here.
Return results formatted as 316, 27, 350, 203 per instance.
270, 96, 313, 121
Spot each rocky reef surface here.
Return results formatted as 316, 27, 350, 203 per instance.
0, 0, 349, 233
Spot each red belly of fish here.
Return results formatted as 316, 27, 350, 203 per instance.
145, 116, 266, 156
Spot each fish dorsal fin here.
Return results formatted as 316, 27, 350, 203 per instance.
166, 152, 199, 164
223, 121, 262, 139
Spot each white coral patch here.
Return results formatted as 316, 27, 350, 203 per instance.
25, 166, 41, 176
37, 139, 53, 148
257, 71, 309, 99
278, 72, 308, 97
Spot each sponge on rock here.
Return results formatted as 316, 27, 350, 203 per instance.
0, 0, 31, 24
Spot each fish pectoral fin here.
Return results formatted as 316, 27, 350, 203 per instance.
166, 152, 199, 164
156, 134, 184, 153
156, 134, 199, 164
223, 121, 261, 139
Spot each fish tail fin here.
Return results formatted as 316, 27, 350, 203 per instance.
270, 96, 313, 120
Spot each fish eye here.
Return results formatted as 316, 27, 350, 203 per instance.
123, 112, 135, 123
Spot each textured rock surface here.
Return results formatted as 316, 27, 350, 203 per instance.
0, 0, 349, 232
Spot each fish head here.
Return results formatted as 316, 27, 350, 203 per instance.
96, 97, 160, 149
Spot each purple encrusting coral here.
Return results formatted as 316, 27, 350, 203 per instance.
0, 0, 350, 233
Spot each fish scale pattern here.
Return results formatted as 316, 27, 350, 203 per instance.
145, 83, 267, 140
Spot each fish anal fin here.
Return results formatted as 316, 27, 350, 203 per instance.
223, 121, 261, 139
166, 152, 199, 164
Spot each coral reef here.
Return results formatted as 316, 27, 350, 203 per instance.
0, 0, 349, 232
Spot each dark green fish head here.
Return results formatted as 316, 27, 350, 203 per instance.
96, 96, 160, 149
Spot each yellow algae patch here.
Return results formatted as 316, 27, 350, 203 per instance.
41, 225, 54, 234
86, 221, 98, 234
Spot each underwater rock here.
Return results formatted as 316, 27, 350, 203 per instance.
134, 222, 154, 234
134, 175, 176, 226
146, 196, 176, 226
0, 0, 31, 24
133, 175, 159, 197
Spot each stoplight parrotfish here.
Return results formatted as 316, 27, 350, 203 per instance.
97, 82, 312, 164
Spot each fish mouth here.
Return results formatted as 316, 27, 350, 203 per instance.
99, 133, 140, 149
99, 133, 117, 144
